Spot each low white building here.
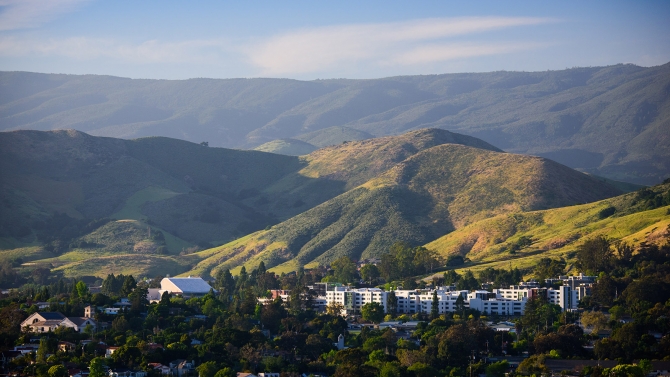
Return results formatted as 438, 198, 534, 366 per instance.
160, 277, 213, 298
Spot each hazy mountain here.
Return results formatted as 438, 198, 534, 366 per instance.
2, 63, 669, 184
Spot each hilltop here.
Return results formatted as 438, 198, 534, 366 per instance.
187, 144, 621, 278
2, 63, 669, 184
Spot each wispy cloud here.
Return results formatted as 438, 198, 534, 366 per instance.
0, 16, 555, 78
246, 17, 555, 75
0, 0, 90, 31
0, 36, 228, 63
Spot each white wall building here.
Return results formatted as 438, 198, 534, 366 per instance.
160, 277, 213, 298
325, 287, 387, 314
322, 282, 582, 316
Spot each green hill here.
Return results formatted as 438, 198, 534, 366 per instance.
253, 138, 318, 155
424, 181, 670, 276
0, 128, 510, 277
248, 128, 502, 220
2, 63, 669, 184
187, 144, 621, 278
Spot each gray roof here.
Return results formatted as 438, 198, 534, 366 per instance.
40, 312, 66, 320
165, 277, 212, 293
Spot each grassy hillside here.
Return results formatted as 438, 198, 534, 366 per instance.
2, 64, 669, 184
253, 138, 317, 155
242, 128, 503, 220
187, 144, 621, 278
425, 182, 670, 276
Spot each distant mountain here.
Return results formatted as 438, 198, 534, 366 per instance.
2, 63, 669, 184
294, 126, 374, 147
187, 143, 621, 278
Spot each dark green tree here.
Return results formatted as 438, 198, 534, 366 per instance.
361, 302, 385, 324
120, 275, 137, 297
431, 290, 439, 320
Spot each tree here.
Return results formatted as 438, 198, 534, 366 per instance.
48, 365, 68, 377
486, 361, 509, 377
128, 286, 148, 313
457, 270, 479, 291
361, 302, 385, 324
213, 369, 235, 377
360, 264, 380, 285
89, 358, 105, 377
120, 275, 137, 297
444, 270, 461, 285
431, 290, 439, 320
326, 302, 345, 317
36, 337, 49, 363
576, 236, 612, 274
196, 361, 218, 377
75, 281, 89, 299
413, 247, 442, 274
580, 311, 609, 334
386, 291, 398, 317
331, 256, 358, 284
533, 258, 566, 281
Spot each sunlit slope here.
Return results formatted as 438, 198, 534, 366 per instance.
189, 144, 621, 277
248, 128, 502, 220
425, 182, 670, 272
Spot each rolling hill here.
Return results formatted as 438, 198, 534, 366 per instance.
2, 63, 669, 184
0, 128, 521, 277
186, 144, 622, 278
424, 181, 670, 277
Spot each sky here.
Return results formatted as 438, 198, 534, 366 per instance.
0, 1, 669, 80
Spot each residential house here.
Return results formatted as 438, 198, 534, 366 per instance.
21, 312, 97, 333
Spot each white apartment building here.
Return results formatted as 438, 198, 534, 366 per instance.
325, 287, 387, 314
321, 283, 582, 316
495, 285, 579, 311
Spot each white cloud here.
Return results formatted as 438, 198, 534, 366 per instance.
0, 16, 555, 78
0, 0, 90, 31
246, 17, 555, 75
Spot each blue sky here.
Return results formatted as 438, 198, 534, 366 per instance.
0, 0, 668, 80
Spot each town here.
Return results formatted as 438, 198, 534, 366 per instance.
1, 234, 669, 377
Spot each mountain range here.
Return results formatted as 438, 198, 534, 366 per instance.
2, 63, 669, 184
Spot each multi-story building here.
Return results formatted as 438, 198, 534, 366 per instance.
325, 287, 387, 314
